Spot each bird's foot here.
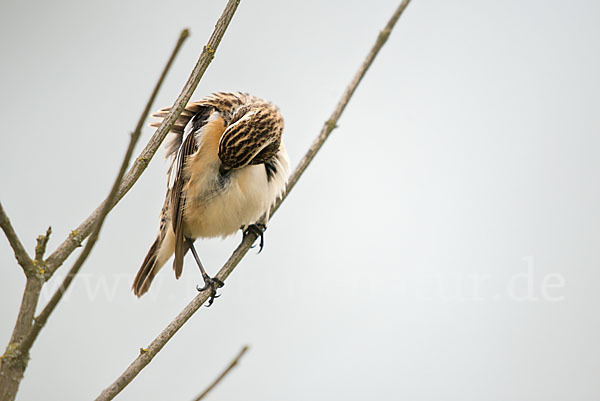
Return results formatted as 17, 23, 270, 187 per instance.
196, 276, 224, 307
243, 223, 266, 253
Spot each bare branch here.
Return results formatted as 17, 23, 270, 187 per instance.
95, 2, 411, 399
44, 0, 240, 279
0, 202, 34, 275
0, 209, 45, 401
192, 345, 250, 401
18, 27, 191, 361
0, 27, 193, 401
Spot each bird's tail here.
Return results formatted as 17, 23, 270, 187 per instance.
132, 226, 175, 297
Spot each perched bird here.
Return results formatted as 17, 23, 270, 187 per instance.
132, 92, 289, 304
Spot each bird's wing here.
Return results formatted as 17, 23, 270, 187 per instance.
168, 108, 213, 278
150, 102, 212, 179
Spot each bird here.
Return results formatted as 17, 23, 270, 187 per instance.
132, 92, 289, 304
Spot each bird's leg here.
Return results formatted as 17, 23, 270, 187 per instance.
186, 238, 224, 307
242, 223, 267, 253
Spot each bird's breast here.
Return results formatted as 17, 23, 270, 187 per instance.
183, 163, 275, 238
180, 116, 289, 239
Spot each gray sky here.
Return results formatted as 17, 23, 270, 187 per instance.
1, 0, 599, 400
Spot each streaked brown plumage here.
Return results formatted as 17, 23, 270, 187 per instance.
133, 92, 289, 298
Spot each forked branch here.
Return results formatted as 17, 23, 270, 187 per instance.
1, 25, 187, 401
17, 28, 191, 358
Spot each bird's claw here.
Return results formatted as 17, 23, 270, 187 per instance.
244, 224, 266, 253
196, 276, 224, 307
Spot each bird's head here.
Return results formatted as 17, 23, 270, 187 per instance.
218, 100, 284, 171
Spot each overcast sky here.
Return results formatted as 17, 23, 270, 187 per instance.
1, 0, 599, 400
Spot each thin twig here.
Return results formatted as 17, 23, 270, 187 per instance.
95, 2, 411, 399
34, 226, 52, 264
0, 202, 34, 275
271, 0, 412, 216
17, 28, 191, 360
192, 345, 249, 401
43, 0, 240, 279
